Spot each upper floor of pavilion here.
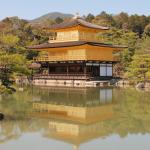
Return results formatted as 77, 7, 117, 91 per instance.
44, 15, 109, 43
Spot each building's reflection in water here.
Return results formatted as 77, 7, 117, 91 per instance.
1, 87, 150, 149
100, 89, 112, 104
32, 87, 115, 149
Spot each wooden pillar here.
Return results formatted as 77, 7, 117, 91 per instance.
48, 63, 50, 74
112, 62, 114, 77
67, 63, 69, 76
39, 67, 42, 74
84, 61, 87, 76
99, 62, 100, 77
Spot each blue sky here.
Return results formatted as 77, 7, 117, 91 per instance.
0, 0, 150, 20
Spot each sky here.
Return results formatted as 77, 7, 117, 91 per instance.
0, 0, 150, 20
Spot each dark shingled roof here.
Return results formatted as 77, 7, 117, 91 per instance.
45, 17, 109, 30
28, 41, 126, 49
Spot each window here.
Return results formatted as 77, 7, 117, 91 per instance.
107, 66, 113, 76
100, 64, 113, 77
100, 64, 107, 76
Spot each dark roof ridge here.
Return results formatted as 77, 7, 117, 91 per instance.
77, 19, 109, 30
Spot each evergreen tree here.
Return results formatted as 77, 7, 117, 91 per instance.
85, 13, 95, 22
55, 17, 63, 24
127, 37, 150, 81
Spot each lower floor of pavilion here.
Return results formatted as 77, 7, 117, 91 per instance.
32, 61, 119, 81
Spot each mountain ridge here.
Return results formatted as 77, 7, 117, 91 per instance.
31, 12, 74, 23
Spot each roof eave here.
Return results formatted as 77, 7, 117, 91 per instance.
27, 42, 127, 50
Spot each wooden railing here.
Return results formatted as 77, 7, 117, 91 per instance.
34, 56, 120, 62
34, 56, 86, 62
33, 74, 91, 80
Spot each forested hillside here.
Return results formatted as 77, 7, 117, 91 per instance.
0, 11, 150, 93
31, 12, 73, 23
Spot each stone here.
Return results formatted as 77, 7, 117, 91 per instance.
136, 82, 145, 89
116, 79, 132, 87
0, 113, 4, 121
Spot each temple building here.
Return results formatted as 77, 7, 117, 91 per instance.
29, 15, 125, 87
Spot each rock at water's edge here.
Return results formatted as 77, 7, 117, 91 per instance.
136, 82, 145, 89
0, 113, 4, 121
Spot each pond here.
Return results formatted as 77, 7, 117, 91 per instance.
0, 86, 150, 150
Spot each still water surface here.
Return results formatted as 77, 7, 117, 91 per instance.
0, 86, 150, 150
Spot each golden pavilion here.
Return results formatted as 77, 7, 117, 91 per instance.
29, 15, 125, 87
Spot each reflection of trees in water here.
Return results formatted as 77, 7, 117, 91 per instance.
0, 87, 150, 145
0, 119, 49, 144
0, 90, 32, 120
0, 120, 27, 144
110, 88, 150, 137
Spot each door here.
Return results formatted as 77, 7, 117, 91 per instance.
93, 66, 100, 76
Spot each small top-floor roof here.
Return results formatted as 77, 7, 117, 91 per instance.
44, 15, 109, 31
